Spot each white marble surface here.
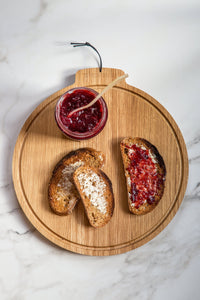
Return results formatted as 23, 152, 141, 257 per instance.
0, 0, 200, 299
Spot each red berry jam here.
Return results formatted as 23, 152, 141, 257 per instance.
124, 144, 165, 209
55, 88, 108, 140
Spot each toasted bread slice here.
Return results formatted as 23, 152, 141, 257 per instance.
120, 137, 166, 215
48, 148, 105, 215
73, 166, 114, 228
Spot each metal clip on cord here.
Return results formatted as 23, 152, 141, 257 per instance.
71, 42, 102, 72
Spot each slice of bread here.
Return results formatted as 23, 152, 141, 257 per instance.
73, 166, 115, 228
120, 137, 166, 215
48, 148, 105, 215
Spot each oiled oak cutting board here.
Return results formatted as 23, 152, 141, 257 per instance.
12, 68, 188, 255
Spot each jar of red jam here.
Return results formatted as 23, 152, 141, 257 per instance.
55, 87, 108, 140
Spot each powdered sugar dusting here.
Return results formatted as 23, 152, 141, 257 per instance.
98, 153, 104, 163
127, 177, 131, 187
149, 150, 157, 164
76, 170, 107, 214
56, 161, 83, 200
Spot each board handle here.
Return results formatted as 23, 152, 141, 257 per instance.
75, 68, 128, 87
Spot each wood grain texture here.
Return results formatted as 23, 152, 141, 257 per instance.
12, 68, 188, 256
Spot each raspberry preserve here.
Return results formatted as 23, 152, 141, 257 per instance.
124, 144, 165, 209
55, 87, 108, 140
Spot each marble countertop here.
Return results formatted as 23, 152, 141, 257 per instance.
0, 0, 200, 299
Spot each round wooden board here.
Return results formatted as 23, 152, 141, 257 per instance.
12, 68, 188, 256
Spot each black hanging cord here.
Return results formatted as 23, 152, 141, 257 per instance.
71, 42, 102, 72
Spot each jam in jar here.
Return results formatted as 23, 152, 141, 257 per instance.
55, 87, 108, 140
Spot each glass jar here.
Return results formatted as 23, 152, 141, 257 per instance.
55, 87, 108, 140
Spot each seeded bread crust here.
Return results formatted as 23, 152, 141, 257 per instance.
120, 137, 166, 215
48, 148, 105, 215
73, 166, 115, 228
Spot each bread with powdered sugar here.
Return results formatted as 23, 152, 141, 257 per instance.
48, 148, 105, 215
73, 166, 114, 228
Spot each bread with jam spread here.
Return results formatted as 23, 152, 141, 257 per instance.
48, 148, 105, 215
73, 166, 114, 228
120, 137, 166, 215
